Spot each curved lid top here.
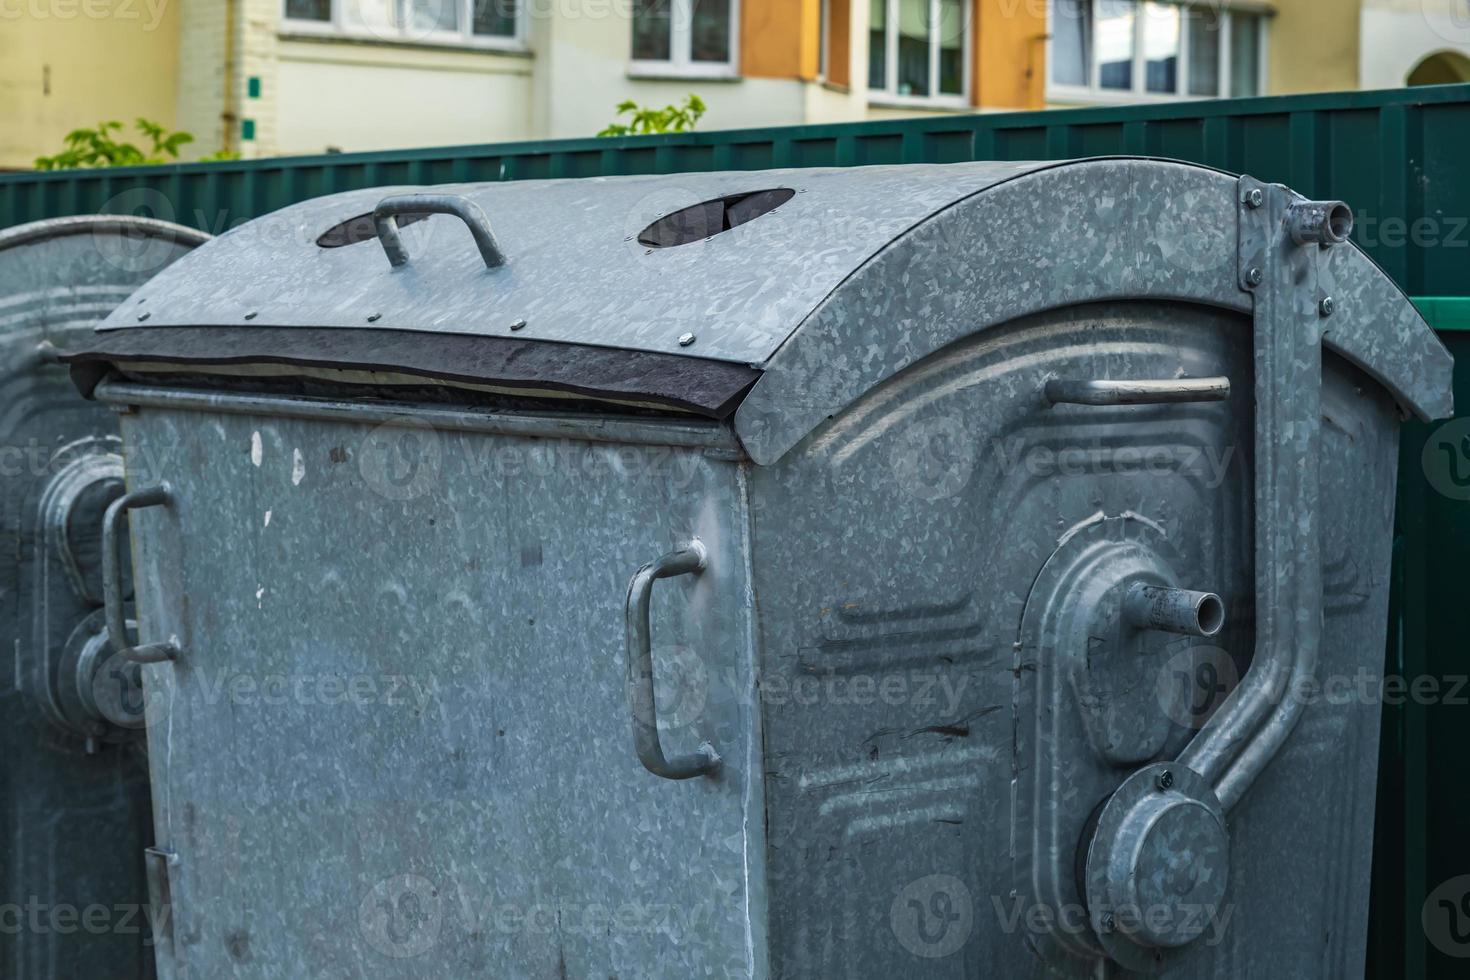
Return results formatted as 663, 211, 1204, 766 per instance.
93, 161, 1051, 366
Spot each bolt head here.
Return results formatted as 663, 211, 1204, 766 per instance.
1246, 267, 1264, 287
509, 318, 527, 331
678, 332, 696, 347
1245, 188, 1264, 209
366, 313, 381, 323
137, 312, 150, 322
244, 311, 258, 320
1319, 297, 1335, 317
1156, 769, 1175, 791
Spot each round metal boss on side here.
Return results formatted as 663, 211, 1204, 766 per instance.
1085, 762, 1231, 972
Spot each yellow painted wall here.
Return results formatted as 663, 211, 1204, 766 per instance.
0, 1, 181, 169
1267, 0, 1360, 94
974, 0, 1047, 109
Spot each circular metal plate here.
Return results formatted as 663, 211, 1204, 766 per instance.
1085, 762, 1230, 973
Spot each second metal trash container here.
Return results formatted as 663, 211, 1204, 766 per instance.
1, 215, 206, 980
63, 158, 1452, 978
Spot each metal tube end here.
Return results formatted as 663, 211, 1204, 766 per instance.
1287, 200, 1354, 247
1124, 583, 1225, 638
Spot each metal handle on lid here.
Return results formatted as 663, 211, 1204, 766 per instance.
373, 194, 506, 270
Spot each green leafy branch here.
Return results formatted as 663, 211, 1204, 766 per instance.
598, 94, 707, 138
34, 118, 234, 170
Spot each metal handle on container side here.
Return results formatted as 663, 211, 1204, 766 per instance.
624, 539, 721, 780
103, 483, 182, 664
373, 193, 506, 270
1044, 377, 1231, 406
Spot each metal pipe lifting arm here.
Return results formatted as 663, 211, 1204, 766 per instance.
1176, 181, 1338, 811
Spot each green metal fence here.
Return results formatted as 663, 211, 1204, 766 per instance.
1376, 307, 1470, 980
4, 83, 1470, 978
4, 83, 1470, 298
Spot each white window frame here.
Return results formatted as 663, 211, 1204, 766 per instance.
1045, 0, 1268, 105
280, 0, 527, 51
868, 0, 972, 109
629, 0, 742, 80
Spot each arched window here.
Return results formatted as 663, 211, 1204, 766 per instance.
1407, 51, 1470, 87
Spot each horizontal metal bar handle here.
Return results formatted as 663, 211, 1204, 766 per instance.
373, 193, 506, 270
624, 539, 721, 780
103, 483, 182, 665
1044, 377, 1231, 406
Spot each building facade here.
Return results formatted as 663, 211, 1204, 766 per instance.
2, 0, 1469, 167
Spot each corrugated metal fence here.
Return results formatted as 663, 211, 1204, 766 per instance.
4, 83, 1469, 978
4, 84, 1470, 299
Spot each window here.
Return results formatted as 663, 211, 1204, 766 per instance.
1228, 8, 1261, 97
281, 0, 524, 48
632, 0, 740, 76
868, 0, 970, 105
1049, 1, 1264, 101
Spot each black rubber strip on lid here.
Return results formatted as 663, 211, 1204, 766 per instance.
61, 327, 761, 419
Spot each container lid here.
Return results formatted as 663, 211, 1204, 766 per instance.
64, 160, 1453, 441
83, 162, 1051, 366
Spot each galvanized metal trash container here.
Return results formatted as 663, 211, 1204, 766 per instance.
1, 215, 207, 978
61, 160, 1453, 978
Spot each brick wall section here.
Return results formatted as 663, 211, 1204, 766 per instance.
174, 0, 281, 160
175, 0, 230, 158
238, 0, 282, 159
